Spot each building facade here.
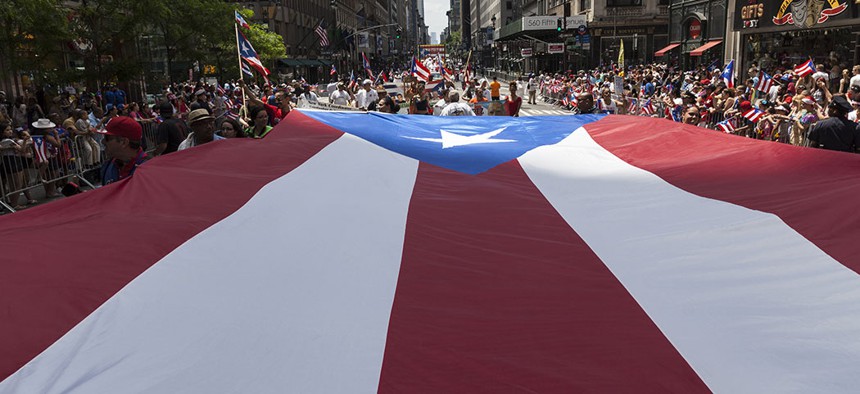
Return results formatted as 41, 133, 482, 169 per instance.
725, 0, 859, 75
664, 0, 727, 69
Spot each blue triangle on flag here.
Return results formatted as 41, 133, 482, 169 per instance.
301, 112, 605, 175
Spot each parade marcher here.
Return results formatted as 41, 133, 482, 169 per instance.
154, 102, 188, 156
245, 106, 274, 139
376, 96, 399, 114
439, 91, 475, 116
527, 75, 537, 105
505, 82, 522, 117
178, 109, 225, 150
355, 79, 379, 111
807, 96, 860, 152
490, 76, 501, 100
218, 117, 246, 138
574, 92, 599, 114
100, 116, 149, 185
329, 82, 352, 106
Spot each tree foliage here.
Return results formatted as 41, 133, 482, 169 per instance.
0, 0, 286, 89
236, 9, 286, 68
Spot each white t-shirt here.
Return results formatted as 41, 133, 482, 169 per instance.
850, 74, 860, 89
178, 133, 225, 151
439, 102, 476, 116
433, 100, 448, 115
355, 89, 379, 109
330, 90, 350, 106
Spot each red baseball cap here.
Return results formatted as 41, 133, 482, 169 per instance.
103, 116, 142, 141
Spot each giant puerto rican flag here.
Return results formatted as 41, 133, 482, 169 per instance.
3, 112, 860, 392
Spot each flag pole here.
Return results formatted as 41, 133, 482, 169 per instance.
235, 21, 248, 113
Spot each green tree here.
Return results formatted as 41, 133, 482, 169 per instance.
236, 9, 286, 71
0, 0, 72, 89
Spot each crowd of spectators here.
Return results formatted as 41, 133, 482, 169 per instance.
527, 62, 860, 151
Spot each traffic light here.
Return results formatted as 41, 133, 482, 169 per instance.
556, 18, 563, 32
396, 27, 402, 39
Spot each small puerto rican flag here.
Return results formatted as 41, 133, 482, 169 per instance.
235, 11, 251, 30
330, 64, 337, 76
743, 108, 764, 123
794, 59, 815, 78
716, 118, 736, 133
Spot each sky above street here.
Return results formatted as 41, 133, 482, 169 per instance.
425, 0, 448, 42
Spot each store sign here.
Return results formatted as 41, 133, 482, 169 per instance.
548, 43, 565, 54
521, 48, 533, 57
733, 0, 853, 30
522, 15, 587, 31
688, 19, 701, 39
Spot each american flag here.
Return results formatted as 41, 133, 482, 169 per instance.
315, 20, 329, 48
794, 59, 815, 78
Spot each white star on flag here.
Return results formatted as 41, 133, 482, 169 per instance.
405, 127, 514, 149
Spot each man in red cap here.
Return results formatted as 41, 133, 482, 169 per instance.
100, 116, 149, 185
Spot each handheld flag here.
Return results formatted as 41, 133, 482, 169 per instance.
794, 59, 815, 78
411, 57, 431, 82
237, 30, 270, 77
754, 71, 773, 93
235, 11, 250, 29
721, 60, 735, 89
348, 70, 357, 90
315, 20, 330, 48
743, 108, 764, 123
361, 53, 373, 78
330, 64, 337, 76
716, 118, 736, 133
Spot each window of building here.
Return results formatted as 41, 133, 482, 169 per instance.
579, 0, 590, 11
607, 0, 641, 6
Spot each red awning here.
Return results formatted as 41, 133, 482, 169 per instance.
689, 40, 723, 57
654, 43, 681, 57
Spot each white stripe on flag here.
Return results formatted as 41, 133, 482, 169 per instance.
0, 133, 420, 393
519, 128, 860, 393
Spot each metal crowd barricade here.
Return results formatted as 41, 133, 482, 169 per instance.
0, 133, 106, 214
141, 122, 159, 154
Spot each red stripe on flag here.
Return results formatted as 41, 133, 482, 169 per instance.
0, 111, 343, 380
585, 115, 860, 271
378, 161, 708, 392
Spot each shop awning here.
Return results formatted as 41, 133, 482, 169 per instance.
689, 40, 722, 57
279, 58, 302, 67
655, 43, 681, 57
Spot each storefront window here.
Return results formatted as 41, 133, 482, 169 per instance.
742, 28, 853, 74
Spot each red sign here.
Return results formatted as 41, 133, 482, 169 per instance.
688, 19, 701, 39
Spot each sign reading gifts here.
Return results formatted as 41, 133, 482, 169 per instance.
734, 0, 852, 30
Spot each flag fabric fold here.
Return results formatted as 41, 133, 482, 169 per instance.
235, 10, 250, 29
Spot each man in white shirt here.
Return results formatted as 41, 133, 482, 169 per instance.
354, 79, 379, 110
329, 83, 352, 106
850, 65, 860, 90
439, 91, 475, 116
432, 90, 449, 115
